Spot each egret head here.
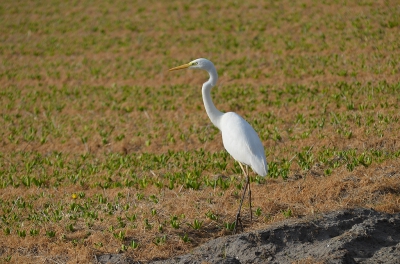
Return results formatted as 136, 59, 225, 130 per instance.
169, 58, 215, 72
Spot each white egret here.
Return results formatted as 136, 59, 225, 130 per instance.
169, 58, 268, 233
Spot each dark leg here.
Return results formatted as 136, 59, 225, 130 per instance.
233, 172, 250, 234
233, 162, 251, 234
242, 164, 253, 222
247, 165, 253, 222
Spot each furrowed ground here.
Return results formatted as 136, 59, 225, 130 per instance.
0, 0, 399, 263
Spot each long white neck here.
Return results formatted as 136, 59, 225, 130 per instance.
202, 67, 223, 130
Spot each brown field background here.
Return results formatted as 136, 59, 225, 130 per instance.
0, 0, 399, 263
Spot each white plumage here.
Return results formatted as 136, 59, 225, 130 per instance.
169, 58, 268, 232
220, 112, 268, 176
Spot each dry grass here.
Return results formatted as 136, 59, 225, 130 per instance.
0, 0, 399, 263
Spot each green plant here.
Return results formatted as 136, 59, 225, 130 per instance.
224, 222, 236, 231
282, 209, 292, 218
17, 230, 26, 238
170, 215, 180, 229
187, 219, 203, 230
130, 240, 139, 249
205, 211, 218, 221
255, 207, 262, 217
180, 233, 190, 243
29, 229, 39, 236
46, 230, 56, 238
153, 235, 167, 246
113, 230, 125, 241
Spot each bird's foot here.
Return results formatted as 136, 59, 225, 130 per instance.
233, 212, 243, 234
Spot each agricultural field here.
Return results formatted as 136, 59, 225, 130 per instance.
0, 0, 399, 263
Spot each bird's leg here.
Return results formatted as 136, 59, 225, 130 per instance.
234, 171, 249, 234
234, 211, 243, 234
239, 163, 252, 222
246, 165, 253, 222
234, 162, 250, 234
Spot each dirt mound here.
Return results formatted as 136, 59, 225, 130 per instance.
134, 208, 400, 264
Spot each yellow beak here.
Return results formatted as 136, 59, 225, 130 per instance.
169, 63, 191, 71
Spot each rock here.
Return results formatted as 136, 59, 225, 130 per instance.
150, 208, 400, 264
95, 253, 136, 264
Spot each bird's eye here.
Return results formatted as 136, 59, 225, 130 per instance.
192, 62, 198, 65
